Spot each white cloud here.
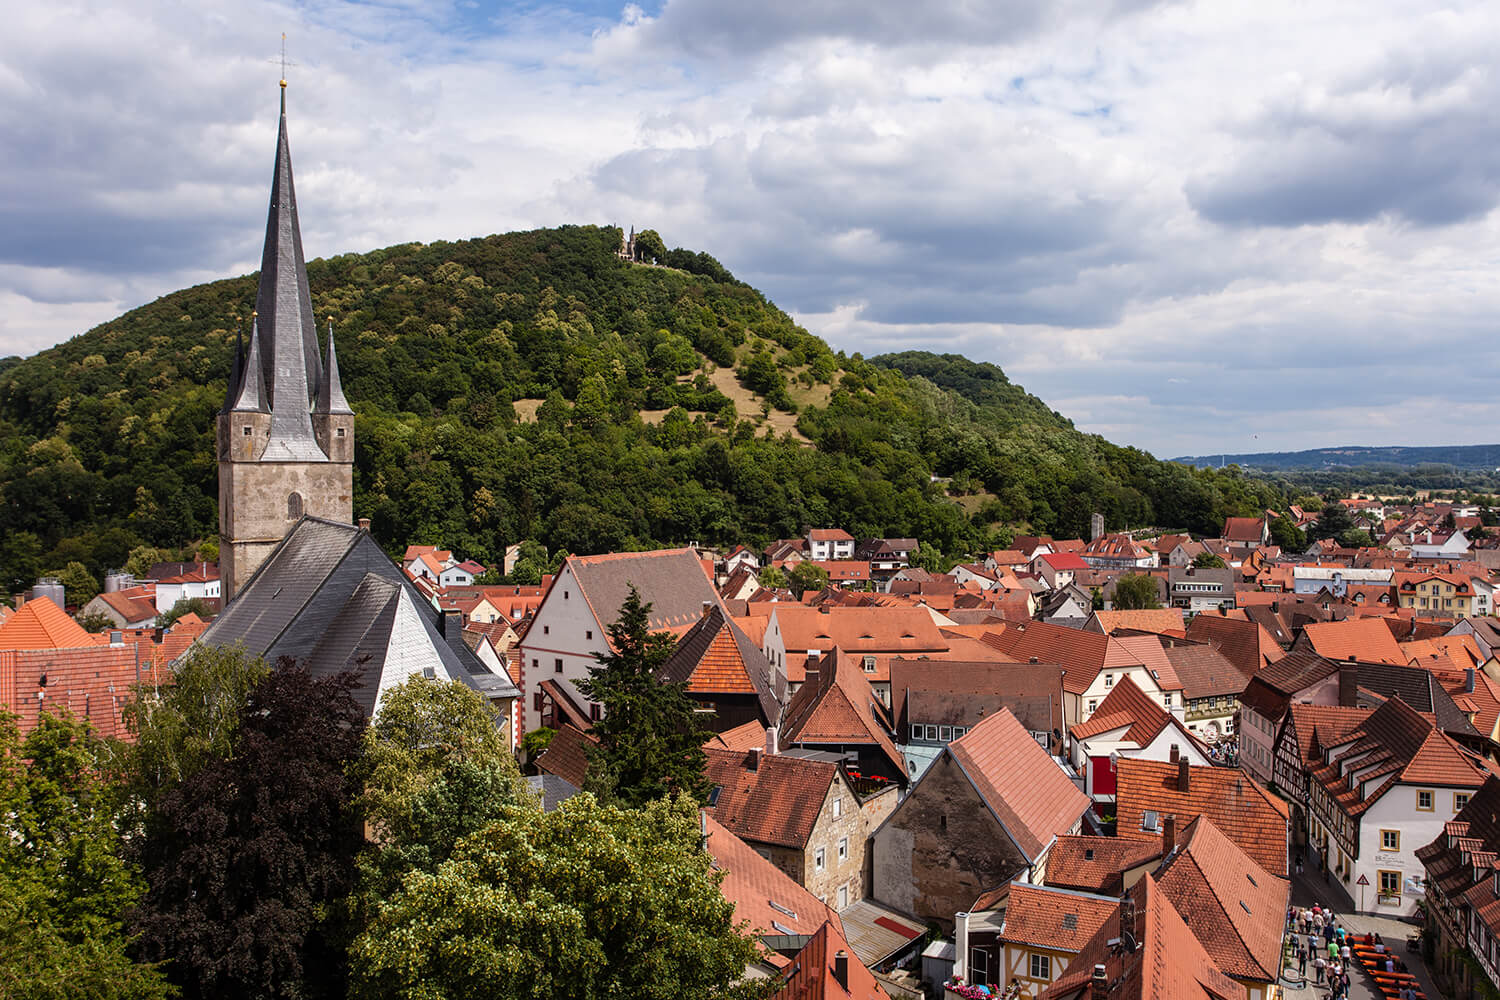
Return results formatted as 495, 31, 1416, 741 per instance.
3, 0, 1500, 458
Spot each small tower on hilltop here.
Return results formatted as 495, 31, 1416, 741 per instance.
217, 82, 354, 602
618, 225, 637, 262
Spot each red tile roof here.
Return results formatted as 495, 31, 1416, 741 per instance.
1040, 552, 1091, 572
1090, 609, 1186, 637
1222, 517, 1266, 544
96, 588, 159, 625
534, 723, 597, 789
703, 748, 836, 849
1162, 644, 1251, 701
781, 649, 906, 777
808, 528, 855, 542
704, 720, 768, 752
949, 708, 1090, 861
1301, 617, 1408, 666
985, 621, 1148, 695
999, 882, 1118, 954
1070, 675, 1172, 744
0, 644, 157, 740
772, 917, 888, 1000
0, 598, 97, 651
1114, 758, 1288, 876
1045, 835, 1163, 895
1184, 614, 1284, 676
704, 812, 833, 945
1152, 816, 1289, 982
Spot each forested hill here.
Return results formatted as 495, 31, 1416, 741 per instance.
0, 224, 1282, 592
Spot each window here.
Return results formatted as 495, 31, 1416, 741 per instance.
1379, 870, 1401, 895
954, 726, 966, 738
1029, 953, 1051, 980
1087, 700, 1098, 714
287, 492, 303, 518
336, 426, 346, 437
970, 948, 989, 987
926, 725, 939, 740
1142, 809, 1160, 832
832, 797, 843, 818
838, 837, 848, 861
543, 625, 549, 634
837, 885, 848, 909
1163, 694, 1173, 709
815, 847, 826, 872
1418, 789, 1435, 811
586, 630, 593, 640
241, 424, 252, 436
1457, 792, 1472, 812
554, 658, 563, 674
589, 703, 601, 722
911, 725, 924, 742
531, 658, 538, 669
533, 692, 544, 712
564, 590, 569, 600
863, 655, 876, 673
1381, 830, 1400, 851
1104, 674, 1114, 688
939, 725, 953, 742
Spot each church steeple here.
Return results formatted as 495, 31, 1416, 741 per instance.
314, 318, 352, 414
222, 322, 245, 413
230, 316, 270, 412
254, 85, 326, 460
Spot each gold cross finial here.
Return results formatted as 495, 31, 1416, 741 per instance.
272, 33, 297, 88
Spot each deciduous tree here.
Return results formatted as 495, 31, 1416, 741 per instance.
1112, 573, 1162, 610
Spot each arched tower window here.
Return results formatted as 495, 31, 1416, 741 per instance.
287, 492, 304, 519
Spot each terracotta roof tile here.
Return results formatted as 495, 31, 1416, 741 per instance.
1163, 644, 1251, 701
0, 598, 98, 651
704, 720, 768, 752
772, 916, 889, 1000
1070, 675, 1171, 744
949, 708, 1090, 861
1091, 609, 1186, 637
703, 748, 836, 848
781, 649, 906, 777
705, 812, 833, 942
534, 723, 597, 789
999, 883, 1117, 954
1115, 758, 1288, 876
1046, 835, 1163, 895
1302, 617, 1408, 666
1184, 614, 1285, 676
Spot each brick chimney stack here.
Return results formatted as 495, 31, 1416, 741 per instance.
1177, 757, 1190, 793
1090, 963, 1109, 1000
1163, 813, 1176, 856
1169, 744, 1180, 764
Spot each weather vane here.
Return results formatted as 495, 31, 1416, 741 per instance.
270, 32, 297, 88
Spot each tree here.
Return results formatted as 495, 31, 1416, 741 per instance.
1192, 551, 1227, 569
1268, 515, 1305, 551
576, 587, 708, 805
121, 643, 270, 818
356, 677, 527, 905
131, 666, 366, 1000
48, 560, 99, 607
788, 561, 830, 598
1, 530, 43, 596
758, 564, 787, 589
76, 609, 116, 633
1112, 573, 1162, 610
0, 712, 174, 999
157, 597, 214, 629
1309, 502, 1354, 543
634, 228, 666, 264
348, 794, 770, 1000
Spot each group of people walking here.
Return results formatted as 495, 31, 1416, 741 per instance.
1287, 903, 1418, 998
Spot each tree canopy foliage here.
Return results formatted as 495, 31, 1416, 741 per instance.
0, 225, 1286, 590
1112, 573, 1163, 610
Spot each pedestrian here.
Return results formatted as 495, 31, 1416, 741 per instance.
1340, 942, 1351, 962
1314, 954, 1326, 984
1297, 855, 1305, 875
1328, 939, 1339, 961
1308, 934, 1319, 959
1298, 944, 1308, 975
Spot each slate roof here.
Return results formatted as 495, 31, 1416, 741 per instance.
1163, 644, 1252, 701
999, 883, 1118, 954
948, 707, 1091, 862
1045, 835, 1164, 895
660, 605, 781, 722
524, 773, 579, 812
1114, 758, 1288, 876
1354, 660, 1478, 736
781, 649, 906, 777
0, 598, 96, 651
566, 548, 722, 635
1152, 816, 1288, 982
196, 516, 515, 716
703, 748, 837, 849
888, 658, 1064, 738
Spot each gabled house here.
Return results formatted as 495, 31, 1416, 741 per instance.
1043, 835, 1163, 897
959, 882, 1117, 998
1067, 679, 1210, 814
1416, 775, 1500, 998
1411, 528, 1470, 560
703, 746, 896, 911
1039, 875, 1241, 1000
1034, 552, 1090, 590
1236, 649, 1341, 784
808, 528, 856, 562
660, 604, 783, 732
80, 587, 160, 629
1396, 571, 1475, 617
891, 658, 1066, 756
1114, 756, 1288, 876
151, 563, 221, 613
1083, 608, 1185, 637
1081, 534, 1157, 571
1271, 704, 1371, 860
781, 648, 907, 787
1162, 643, 1250, 740
1150, 816, 1289, 1000
1185, 612, 1286, 674
871, 708, 1090, 928
1221, 517, 1269, 549
762, 605, 947, 703
1166, 566, 1235, 613
516, 547, 721, 735
1305, 694, 1493, 915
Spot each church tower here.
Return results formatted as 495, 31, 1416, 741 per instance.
218, 84, 354, 602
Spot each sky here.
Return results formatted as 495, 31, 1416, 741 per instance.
2, 0, 1498, 457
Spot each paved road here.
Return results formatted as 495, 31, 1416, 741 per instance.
1278, 865, 1443, 1000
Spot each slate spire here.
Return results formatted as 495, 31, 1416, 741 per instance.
254, 85, 327, 460
231, 316, 270, 412
222, 321, 246, 413
314, 318, 353, 415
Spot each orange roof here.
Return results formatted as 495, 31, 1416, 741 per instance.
704, 720, 767, 752
1115, 758, 1288, 876
0, 644, 161, 740
0, 598, 96, 651
998, 882, 1117, 954
1091, 609, 1186, 637
781, 649, 906, 777
1070, 675, 1172, 745
949, 708, 1090, 861
1184, 614, 1284, 675
985, 620, 1148, 695
1301, 617, 1407, 666
1045, 835, 1164, 895
704, 811, 833, 947
771, 917, 888, 1000
704, 748, 836, 848
770, 605, 946, 654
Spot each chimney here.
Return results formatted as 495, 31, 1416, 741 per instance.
109, 630, 124, 648
747, 747, 762, 771
765, 726, 778, 756
1338, 664, 1358, 706
1467, 667, 1476, 694
1169, 743, 1179, 763
357, 517, 371, 532
833, 951, 849, 992
701, 600, 714, 619
1090, 963, 1109, 1000
819, 604, 831, 614
1177, 757, 1190, 793
442, 609, 462, 638
1163, 813, 1176, 856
